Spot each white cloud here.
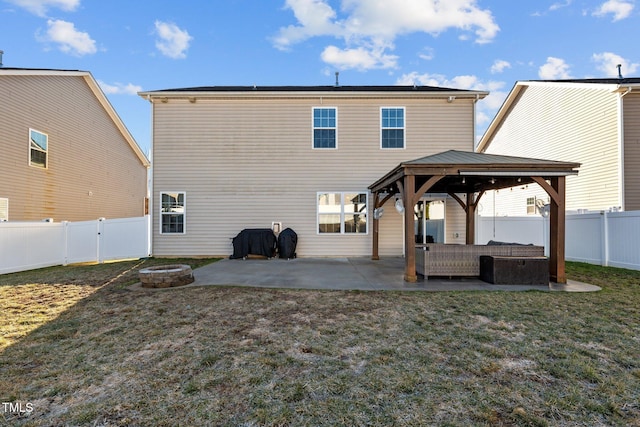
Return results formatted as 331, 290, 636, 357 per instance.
593, 0, 634, 21
321, 41, 398, 70
592, 52, 639, 77
339, 0, 499, 44
490, 59, 511, 74
538, 57, 572, 79
41, 19, 96, 56
396, 72, 435, 87
154, 21, 192, 59
396, 71, 502, 92
395, 71, 507, 129
549, 0, 572, 11
273, 0, 341, 50
5, 0, 79, 16
274, 0, 499, 71
418, 47, 435, 61
98, 80, 142, 95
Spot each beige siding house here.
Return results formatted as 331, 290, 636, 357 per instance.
0, 68, 150, 222
139, 85, 487, 257
477, 78, 640, 216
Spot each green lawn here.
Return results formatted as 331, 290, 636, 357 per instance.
1, 260, 639, 426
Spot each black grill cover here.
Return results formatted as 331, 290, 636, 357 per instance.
278, 228, 297, 259
230, 228, 277, 259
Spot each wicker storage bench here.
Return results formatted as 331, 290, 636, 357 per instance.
415, 243, 545, 279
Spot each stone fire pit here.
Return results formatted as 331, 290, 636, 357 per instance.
139, 264, 194, 288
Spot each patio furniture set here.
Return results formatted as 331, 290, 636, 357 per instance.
415, 241, 549, 285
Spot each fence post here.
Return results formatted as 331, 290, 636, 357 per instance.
146, 214, 152, 257
601, 211, 609, 267
63, 221, 69, 266
97, 218, 105, 264
543, 215, 549, 257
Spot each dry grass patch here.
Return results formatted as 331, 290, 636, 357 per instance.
0, 261, 639, 426
0, 258, 217, 351
0, 283, 95, 350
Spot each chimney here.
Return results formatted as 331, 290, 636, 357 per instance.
617, 64, 623, 79
335, 71, 339, 87
0, 50, 3, 67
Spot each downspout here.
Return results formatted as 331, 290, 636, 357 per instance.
618, 87, 633, 211
473, 94, 480, 242
146, 94, 154, 256
473, 94, 480, 151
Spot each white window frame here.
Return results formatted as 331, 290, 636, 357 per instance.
380, 107, 406, 149
526, 197, 536, 215
312, 107, 338, 149
160, 191, 186, 234
29, 128, 48, 168
317, 191, 368, 235
0, 198, 8, 221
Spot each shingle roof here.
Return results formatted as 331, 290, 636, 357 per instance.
528, 77, 640, 85
144, 85, 478, 93
0, 67, 85, 72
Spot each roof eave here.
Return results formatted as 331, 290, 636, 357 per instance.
476, 81, 527, 153
84, 74, 150, 168
613, 83, 640, 93
0, 68, 87, 76
138, 88, 489, 101
1, 68, 150, 167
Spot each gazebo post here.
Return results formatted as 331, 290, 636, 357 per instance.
372, 192, 380, 260
549, 176, 567, 283
466, 192, 476, 245
404, 174, 417, 282
532, 176, 567, 284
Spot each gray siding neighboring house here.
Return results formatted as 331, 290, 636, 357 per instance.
139, 85, 487, 257
0, 68, 150, 222
477, 78, 640, 216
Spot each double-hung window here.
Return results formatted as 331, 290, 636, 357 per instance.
317, 192, 367, 234
160, 192, 185, 234
29, 129, 48, 168
313, 107, 337, 149
381, 107, 405, 149
526, 197, 536, 215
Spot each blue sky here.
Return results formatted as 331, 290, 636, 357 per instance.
1, 0, 638, 155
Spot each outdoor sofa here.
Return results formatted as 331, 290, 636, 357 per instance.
415, 241, 545, 279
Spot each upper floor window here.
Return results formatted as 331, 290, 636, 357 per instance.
160, 192, 185, 234
313, 107, 337, 149
29, 129, 48, 168
381, 107, 405, 149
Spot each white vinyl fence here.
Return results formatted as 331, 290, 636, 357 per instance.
0, 216, 150, 275
478, 210, 640, 271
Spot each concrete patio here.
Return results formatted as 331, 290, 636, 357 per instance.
181, 257, 600, 292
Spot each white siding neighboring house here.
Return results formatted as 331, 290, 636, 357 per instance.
477, 78, 640, 216
139, 85, 487, 257
0, 68, 150, 221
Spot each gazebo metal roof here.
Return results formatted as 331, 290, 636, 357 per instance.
370, 150, 579, 195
